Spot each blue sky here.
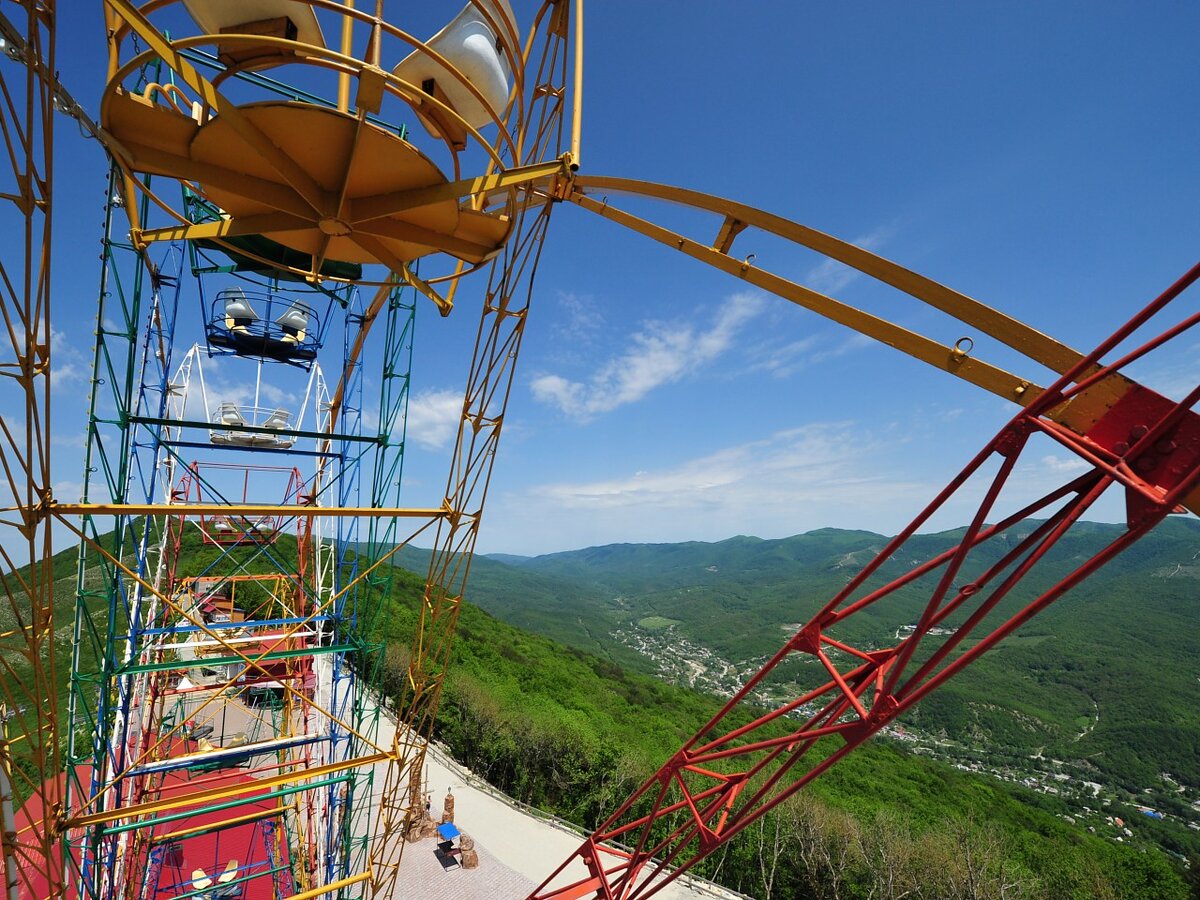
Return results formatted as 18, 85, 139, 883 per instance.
29, 2, 1200, 555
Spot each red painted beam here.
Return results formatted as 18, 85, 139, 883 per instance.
528, 263, 1200, 900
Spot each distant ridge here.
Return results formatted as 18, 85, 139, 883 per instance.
483, 552, 534, 566
383, 518, 1200, 838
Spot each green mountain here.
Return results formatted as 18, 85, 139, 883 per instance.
387, 543, 642, 666
7, 524, 1195, 897
374, 564, 1191, 898
393, 517, 1200, 866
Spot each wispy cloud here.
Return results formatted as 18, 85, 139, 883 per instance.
407, 388, 462, 450
748, 335, 821, 379
52, 432, 87, 450
531, 292, 765, 419
189, 355, 256, 417
552, 292, 604, 345
50, 328, 87, 390
478, 415, 1139, 555
1123, 341, 1199, 403
804, 226, 896, 295
747, 331, 874, 379
1038, 454, 1090, 475
477, 421, 938, 553
529, 422, 918, 513
52, 479, 84, 503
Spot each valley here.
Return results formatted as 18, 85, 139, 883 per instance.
609, 613, 1200, 863
8, 529, 1195, 898
443, 516, 1200, 868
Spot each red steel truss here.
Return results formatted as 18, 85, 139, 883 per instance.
530, 261, 1200, 900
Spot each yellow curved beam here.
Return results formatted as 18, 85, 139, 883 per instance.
571, 174, 1087, 377
105, 0, 329, 213
565, 177, 1200, 518
566, 180, 1041, 405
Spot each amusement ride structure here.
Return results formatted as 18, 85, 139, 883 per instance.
0, 2, 1195, 899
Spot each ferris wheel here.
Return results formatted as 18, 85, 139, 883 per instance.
0, 3, 1195, 899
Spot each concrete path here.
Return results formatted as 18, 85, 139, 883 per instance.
393, 834, 537, 900
366, 701, 746, 900
404, 741, 743, 900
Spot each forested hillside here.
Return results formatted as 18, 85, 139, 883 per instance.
373, 564, 1191, 898
462, 521, 1200, 772
11, 525, 1196, 897
391, 517, 1200, 869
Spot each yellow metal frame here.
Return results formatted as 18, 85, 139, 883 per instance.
53, 501, 451, 518
284, 871, 373, 900
98, 0, 571, 296
562, 175, 1141, 447
8, 3, 1189, 898
55, 511, 445, 794
66, 752, 389, 830
0, 5, 64, 899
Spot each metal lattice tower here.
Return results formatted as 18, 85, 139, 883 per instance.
2, 5, 1191, 900
49, 2, 574, 898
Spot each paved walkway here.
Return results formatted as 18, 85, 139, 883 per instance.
366, 701, 745, 900
394, 835, 536, 900
401, 737, 744, 900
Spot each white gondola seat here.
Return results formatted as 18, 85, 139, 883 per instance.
182, 0, 326, 69
210, 402, 295, 449
208, 291, 319, 363
211, 402, 252, 446
394, 0, 517, 145
274, 303, 309, 344
258, 408, 295, 448
219, 401, 245, 427
261, 408, 289, 430
223, 290, 258, 334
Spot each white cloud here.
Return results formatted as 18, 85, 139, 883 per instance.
475, 415, 1137, 555
50, 328, 87, 390
747, 335, 821, 379
471, 422, 943, 553
531, 292, 765, 419
52, 432, 87, 450
50, 328, 73, 354
258, 382, 292, 405
553, 292, 604, 345
406, 388, 463, 450
529, 423, 901, 512
52, 479, 84, 503
528, 373, 581, 412
189, 354, 255, 418
804, 226, 896, 295
52, 362, 83, 386
746, 331, 874, 380
1038, 454, 1090, 475
810, 332, 875, 364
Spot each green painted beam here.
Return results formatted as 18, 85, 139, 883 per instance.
100, 774, 351, 836
119, 643, 355, 674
